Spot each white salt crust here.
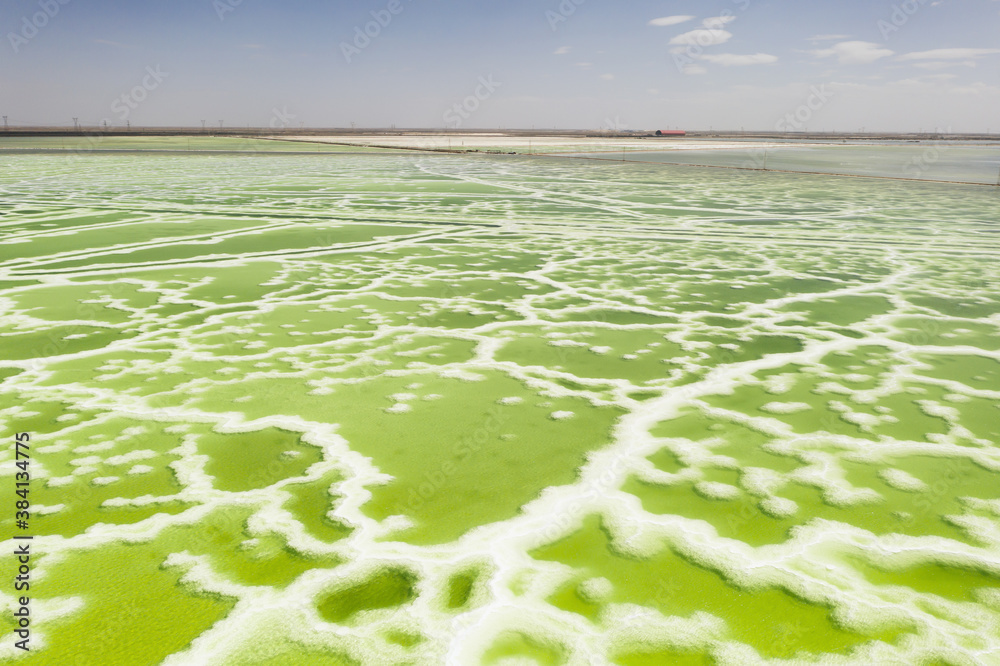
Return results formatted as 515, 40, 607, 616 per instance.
2, 153, 999, 666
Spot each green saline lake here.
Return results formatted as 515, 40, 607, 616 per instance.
1, 136, 999, 665
564, 141, 1000, 185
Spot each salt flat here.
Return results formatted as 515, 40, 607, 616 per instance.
274, 133, 791, 153
1, 138, 998, 665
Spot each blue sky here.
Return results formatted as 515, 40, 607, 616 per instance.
2, 0, 999, 131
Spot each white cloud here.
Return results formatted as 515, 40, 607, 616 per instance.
892, 75, 958, 87
898, 48, 1000, 61
808, 34, 851, 42
697, 53, 779, 66
554, 46, 571, 55
701, 15, 736, 29
575, 62, 593, 69
810, 41, 894, 65
913, 60, 977, 70
950, 81, 1000, 95
682, 64, 708, 75
600, 73, 615, 80
669, 29, 733, 47
649, 15, 695, 27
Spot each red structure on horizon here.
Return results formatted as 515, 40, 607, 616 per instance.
655, 130, 686, 137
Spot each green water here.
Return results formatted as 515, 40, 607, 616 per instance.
1, 139, 999, 664
0, 136, 407, 153
565, 142, 1000, 185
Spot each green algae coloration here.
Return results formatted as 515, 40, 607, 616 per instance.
531, 516, 908, 659
316, 568, 418, 625
1, 138, 999, 663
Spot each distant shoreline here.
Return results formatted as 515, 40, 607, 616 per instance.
1, 128, 998, 142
